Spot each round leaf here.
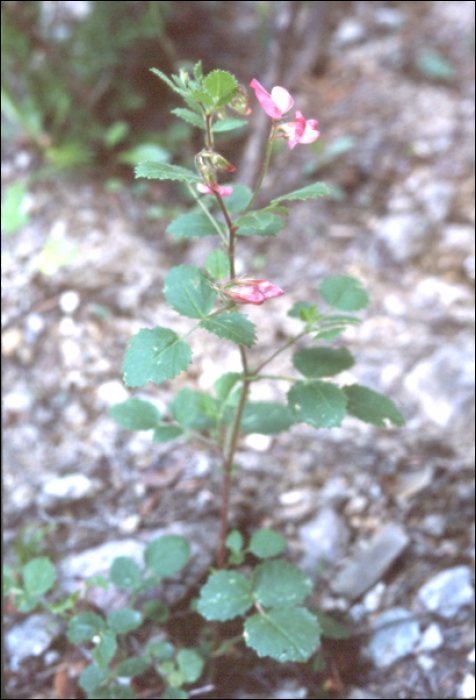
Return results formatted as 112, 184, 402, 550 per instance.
344, 384, 405, 426
165, 266, 216, 319
68, 612, 106, 643
241, 402, 294, 435
115, 657, 150, 678
249, 529, 287, 559
292, 347, 355, 378
144, 535, 190, 578
122, 326, 192, 388
319, 276, 369, 311
108, 399, 161, 431
252, 560, 312, 607
244, 607, 321, 662
107, 608, 143, 634
109, 556, 142, 590
22, 557, 55, 597
197, 570, 253, 621
287, 381, 347, 428
177, 649, 204, 683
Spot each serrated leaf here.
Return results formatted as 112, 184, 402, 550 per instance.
109, 557, 142, 590
223, 184, 253, 214
214, 372, 242, 401
68, 612, 106, 643
108, 399, 161, 431
271, 182, 329, 203
240, 402, 294, 434
135, 162, 200, 182
177, 649, 204, 683
123, 327, 192, 388
236, 212, 284, 237
249, 529, 287, 559
203, 70, 237, 103
151, 68, 189, 97
165, 265, 216, 319
189, 89, 216, 108
287, 381, 347, 428
320, 276, 369, 311
252, 561, 312, 607
107, 608, 143, 634
343, 384, 405, 426
22, 557, 55, 597
171, 108, 205, 129
244, 607, 320, 662
152, 425, 184, 442
197, 570, 253, 621
115, 657, 150, 678
144, 535, 190, 578
93, 629, 117, 668
235, 211, 277, 230
167, 211, 222, 239
200, 312, 256, 347
170, 388, 220, 430
194, 61, 203, 81
293, 347, 355, 378
212, 117, 248, 132
313, 327, 346, 341
206, 249, 230, 279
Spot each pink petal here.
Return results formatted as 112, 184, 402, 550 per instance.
249, 79, 283, 119
270, 86, 294, 115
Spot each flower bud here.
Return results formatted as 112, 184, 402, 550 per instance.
214, 279, 284, 305
229, 85, 252, 115
200, 150, 236, 173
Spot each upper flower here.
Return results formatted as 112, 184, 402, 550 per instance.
249, 79, 294, 119
279, 110, 320, 149
214, 278, 284, 305
197, 183, 233, 197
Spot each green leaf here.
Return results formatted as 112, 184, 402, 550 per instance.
170, 388, 219, 430
236, 212, 284, 237
165, 265, 216, 319
108, 399, 161, 431
214, 372, 242, 401
122, 327, 192, 388
167, 212, 222, 239
343, 384, 405, 426
252, 560, 312, 607
194, 61, 203, 81
240, 402, 294, 435
212, 118, 248, 132
22, 557, 55, 597
151, 67, 189, 97
313, 327, 346, 341
79, 664, 109, 693
93, 629, 117, 668
144, 535, 190, 578
320, 276, 369, 311
206, 249, 230, 279
171, 108, 205, 129
68, 612, 106, 643
287, 302, 319, 322
271, 182, 329, 203
146, 640, 175, 660
203, 70, 237, 104
177, 649, 204, 683
135, 162, 200, 182
315, 611, 351, 639
287, 381, 347, 428
201, 312, 256, 347
119, 143, 170, 166
159, 690, 189, 700
223, 184, 253, 213
1, 182, 30, 234
115, 657, 150, 678
292, 347, 355, 378
226, 530, 244, 553
152, 425, 184, 442
109, 557, 142, 590
244, 607, 321, 662
249, 529, 287, 559
107, 608, 143, 634
197, 570, 253, 621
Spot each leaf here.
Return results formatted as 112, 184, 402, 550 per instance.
146, 640, 175, 660
194, 61, 203, 81
292, 347, 355, 378
252, 561, 312, 607
212, 118, 248, 132
1, 182, 30, 234
107, 608, 143, 634
22, 557, 55, 597
167, 211, 222, 239
235, 211, 277, 230
151, 67, 189, 96
68, 612, 106, 643
197, 570, 253, 621
223, 184, 253, 213
93, 629, 117, 668
206, 249, 230, 279
165, 265, 216, 319
249, 529, 287, 559
109, 557, 142, 590
171, 108, 205, 129
122, 327, 192, 389
343, 384, 405, 426
119, 143, 170, 166
108, 399, 161, 431
271, 182, 329, 203
200, 312, 256, 347
240, 402, 294, 434
94, 684, 136, 699
203, 70, 237, 103
226, 530, 244, 553
115, 657, 150, 678
170, 388, 220, 430
159, 690, 189, 700
135, 162, 200, 182
287, 301, 319, 322
214, 372, 242, 401
236, 212, 284, 237
79, 664, 109, 693
244, 607, 321, 662
152, 425, 184, 442
287, 381, 347, 428
144, 535, 190, 578
320, 276, 369, 311
177, 649, 204, 683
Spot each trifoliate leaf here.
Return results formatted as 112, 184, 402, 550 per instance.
343, 384, 405, 426
287, 381, 347, 428
122, 327, 192, 388
200, 312, 256, 347
165, 265, 216, 319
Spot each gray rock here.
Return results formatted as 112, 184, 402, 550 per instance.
377, 214, 432, 263
39, 473, 102, 507
299, 507, 350, 573
5, 614, 62, 671
332, 523, 409, 600
418, 622, 444, 651
417, 566, 475, 618
367, 607, 421, 668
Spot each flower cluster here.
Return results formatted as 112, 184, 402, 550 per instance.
214, 279, 284, 306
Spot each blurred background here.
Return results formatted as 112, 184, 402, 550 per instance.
2, 2, 475, 699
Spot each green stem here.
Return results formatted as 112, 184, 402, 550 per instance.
186, 183, 228, 245
242, 121, 278, 215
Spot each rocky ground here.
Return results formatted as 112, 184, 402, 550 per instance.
3, 1, 475, 698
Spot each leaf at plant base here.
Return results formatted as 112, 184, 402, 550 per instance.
244, 607, 321, 662
252, 560, 312, 607
93, 629, 117, 668
152, 425, 184, 442
214, 372, 242, 401
79, 664, 109, 693
109, 556, 142, 590
226, 529, 244, 553
320, 276, 369, 311
223, 184, 253, 213
240, 402, 294, 435
170, 388, 219, 430
271, 182, 329, 203
201, 313, 256, 347
115, 657, 150, 679
206, 249, 230, 279
68, 612, 106, 643
22, 557, 55, 597
135, 162, 200, 182
344, 384, 405, 426
171, 108, 205, 129
212, 117, 247, 132
167, 212, 222, 240
177, 649, 204, 683
108, 399, 161, 431
165, 265, 216, 319
122, 327, 192, 388
293, 347, 355, 378
144, 535, 190, 578
107, 608, 143, 634
249, 529, 287, 559
197, 570, 253, 621
287, 381, 347, 428
203, 70, 237, 104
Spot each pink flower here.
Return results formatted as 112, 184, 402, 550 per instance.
279, 110, 320, 149
249, 79, 294, 119
197, 183, 233, 197
215, 279, 284, 305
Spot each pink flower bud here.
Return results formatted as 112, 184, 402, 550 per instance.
197, 183, 233, 197
215, 278, 284, 305
230, 85, 253, 115
278, 110, 320, 149
249, 79, 294, 119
